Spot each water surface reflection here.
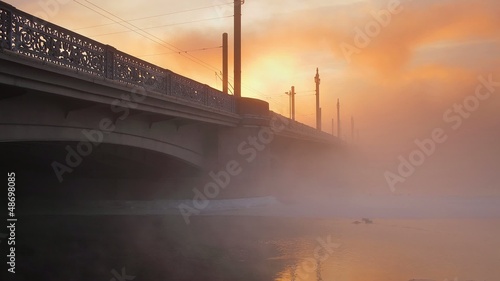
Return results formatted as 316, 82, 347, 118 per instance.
11, 216, 500, 280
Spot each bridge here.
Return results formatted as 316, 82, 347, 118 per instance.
0, 2, 340, 202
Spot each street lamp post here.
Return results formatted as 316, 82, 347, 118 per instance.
234, 1, 244, 98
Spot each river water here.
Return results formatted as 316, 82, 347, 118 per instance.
11, 214, 500, 281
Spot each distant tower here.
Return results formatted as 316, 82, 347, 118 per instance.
315, 68, 321, 130
337, 99, 341, 138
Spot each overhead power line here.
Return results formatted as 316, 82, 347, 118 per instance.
137, 46, 223, 58
73, 2, 234, 31
89, 15, 233, 38
74, 0, 220, 73
73, 0, 286, 110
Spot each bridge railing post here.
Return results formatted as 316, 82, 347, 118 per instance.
104, 45, 116, 80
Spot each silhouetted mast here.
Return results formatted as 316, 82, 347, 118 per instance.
285, 91, 291, 118
315, 68, 321, 130
234, 1, 244, 98
222, 33, 228, 94
291, 86, 296, 120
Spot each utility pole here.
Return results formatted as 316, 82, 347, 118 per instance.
337, 99, 341, 139
222, 33, 228, 94
234, 1, 244, 98
291, 86, 296, 120
315, 68, 321, 130
284, 91, 291, 119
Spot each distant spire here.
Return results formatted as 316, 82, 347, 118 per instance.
315, 67, 321, 130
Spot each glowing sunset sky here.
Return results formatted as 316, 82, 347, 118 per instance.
8, 0, 500, 195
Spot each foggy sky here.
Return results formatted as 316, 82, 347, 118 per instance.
10, 0, 500, 197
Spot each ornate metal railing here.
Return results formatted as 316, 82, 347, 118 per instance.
269, 112, 335, 141
0, 1, 236, 113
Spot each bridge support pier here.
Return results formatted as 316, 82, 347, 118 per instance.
211, 126, 273, 197
198, 97, 276, 198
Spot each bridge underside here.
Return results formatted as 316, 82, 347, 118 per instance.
0, 141, 202, 203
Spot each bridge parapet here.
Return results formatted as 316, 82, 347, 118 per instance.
0, 1, 235, 113
269, 112, 336, 143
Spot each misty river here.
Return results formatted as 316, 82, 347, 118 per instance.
10, 213, 500, 281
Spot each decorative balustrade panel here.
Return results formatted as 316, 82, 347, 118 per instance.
0, 2, 236, 114
207, 87, 235, 112
290, 120, 314, 134
270, 112, 334, 140
113, 51, 167, 93
170, 73, 207, 105
10, 11, 106, 76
